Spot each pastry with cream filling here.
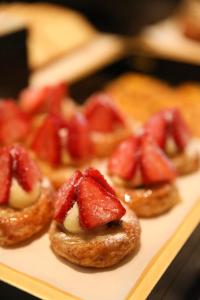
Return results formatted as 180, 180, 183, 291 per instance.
83, 92, 131, 157
31, 113, 93, 188
108, 132, 179, 217
49, 168, 140, 268
0, 145, 53, 246
145, 108, 199, 175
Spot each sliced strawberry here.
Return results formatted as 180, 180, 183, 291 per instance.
19, 86, 51, 115
108, 136, 139, 180
31, 115, 61, 167
47, 82, 67, 115
77, 176, 125, 229
19, 82, 67, 115
83, 167, 116, 196
54, 170, 83, 222
84, 92, 125, 133
140, 133, 176, 185
10, 145, 41, 192
0, 148, 13, 204
168, 109, 191, 151
0, 100, 29, 145
67, 113, 93, 160
145, 111, 167, 148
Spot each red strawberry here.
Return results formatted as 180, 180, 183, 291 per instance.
19, 86, 51, 115
77, 176, 125, 229
10, 145, 41, 192
0, 100, 29, 145
145, 112, 167, 148
67, 113, 93, 160
54, 171, 83, 222
84, 92, 125, 133
47, 82, 67, 115
168, 109, 191, 151
83, 167, 116, 196
140, 133, 176, 184
0, 148, 13, 204
108, 136, 139, 180
19, 82, 67, 115
31, 115, 61, 167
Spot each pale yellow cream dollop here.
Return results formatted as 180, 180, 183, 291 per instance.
9, 179, 41, 209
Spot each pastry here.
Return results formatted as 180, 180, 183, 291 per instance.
145, 108, 199, 175
108, 132, 179, 217
30, 112, 93, 188
49, 168, 140, 268
0, 99, 29, 146
0, 145, 53, 246
83, 92, 131, 157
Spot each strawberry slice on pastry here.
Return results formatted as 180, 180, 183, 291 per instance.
84, 92, 125, 133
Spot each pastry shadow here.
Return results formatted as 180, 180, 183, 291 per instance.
50, 241, 141, 274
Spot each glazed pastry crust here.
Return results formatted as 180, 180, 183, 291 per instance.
116, 184, 179, 218
0, 185, 54, 246
171, 152, 199, 175
49, 207, 140, 268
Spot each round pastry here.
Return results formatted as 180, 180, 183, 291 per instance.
116, 183, 178, 218
108, 132, 179, 217
30, 112, 93, 188
0, 145, 54, 246
145, 108, 199, 175
49, 168, 140, 268
83, 92, 131, 157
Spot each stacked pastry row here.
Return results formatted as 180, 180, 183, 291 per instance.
0, 80, 199, 268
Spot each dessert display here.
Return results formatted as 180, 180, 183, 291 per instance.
0, 145, 53, 246
83, 92, 131, 157
49, 168, 140, 268
145, 108, 199, 175
0, 99, 29, 146
31, 112, 93, 188
108, 132, 179, 217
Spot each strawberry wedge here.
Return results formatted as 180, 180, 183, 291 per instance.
67, 113, 93, 160
31, 115, 61, 167
0, 100, 29, 145
10, 145, 41, 192
54, 170, 83, 222
108, 136, 139, 180
84, 92, 124, 133
0, 148, 12, 204
140, 133, 177, 185
78, 176, 125, 229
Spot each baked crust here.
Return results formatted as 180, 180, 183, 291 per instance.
49, 206, 140, 268
116, 184, 179, 218
91, 127, 131, 158
0, 185, 54, 246
171, 151, 199, 176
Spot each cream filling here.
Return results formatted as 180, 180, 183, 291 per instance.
165, 136, 178, 156
63, 202, 83, 234
9, 179, 41, 209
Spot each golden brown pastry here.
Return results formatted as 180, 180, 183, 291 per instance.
0, 145, 54, 246
49, 168, 140, 268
